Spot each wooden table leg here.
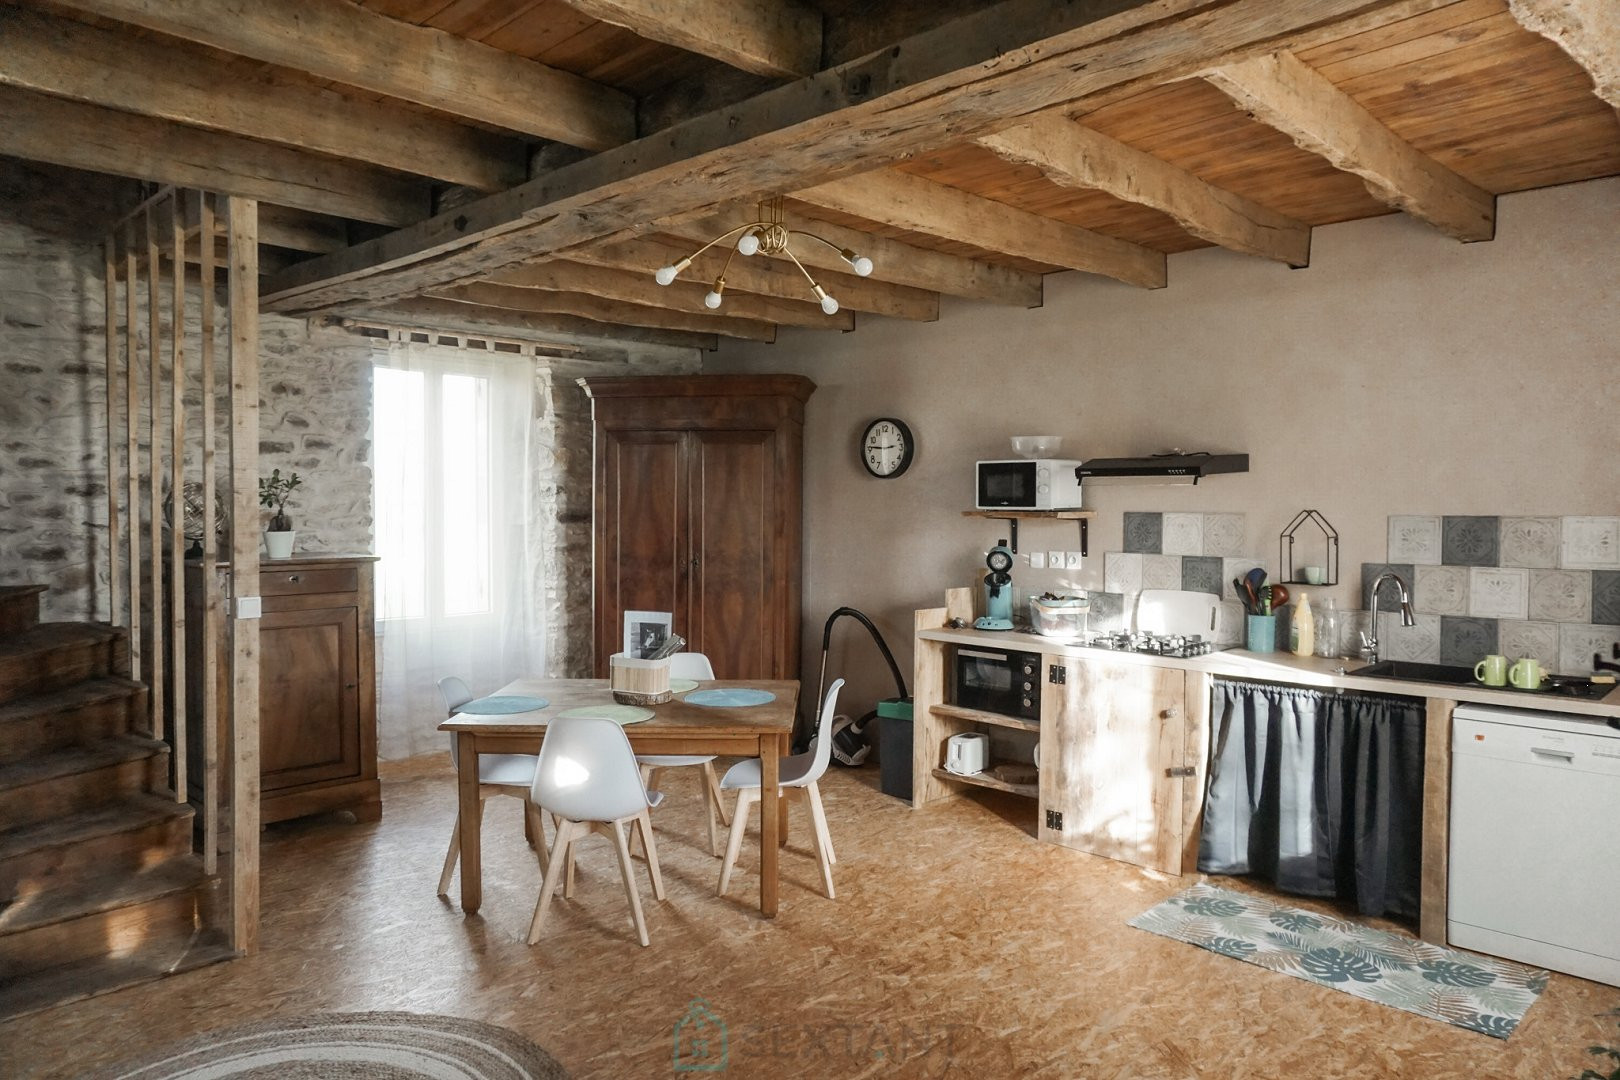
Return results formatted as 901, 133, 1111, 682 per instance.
456, 731, 483, 914
759, 733, 780, 917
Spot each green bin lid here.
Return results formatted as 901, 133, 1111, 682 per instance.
875, 697, 913, 721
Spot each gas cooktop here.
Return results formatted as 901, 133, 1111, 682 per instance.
1079, 631, 1228, 659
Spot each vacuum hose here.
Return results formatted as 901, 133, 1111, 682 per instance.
796, 606, 911, 752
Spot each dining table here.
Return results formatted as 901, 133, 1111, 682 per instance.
439, 676, 800, 917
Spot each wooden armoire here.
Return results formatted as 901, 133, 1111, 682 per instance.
580, 375, 814, 680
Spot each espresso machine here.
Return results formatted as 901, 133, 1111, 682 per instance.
974, 540, 1016, 631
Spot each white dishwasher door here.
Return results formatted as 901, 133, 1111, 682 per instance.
1449, 705, 1620, 986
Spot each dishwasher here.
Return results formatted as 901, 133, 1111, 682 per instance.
1449, 704, 1620, 986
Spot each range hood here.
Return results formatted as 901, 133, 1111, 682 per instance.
1076, 452, 1248, 485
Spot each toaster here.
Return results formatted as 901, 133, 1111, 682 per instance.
945, 732, 990, 776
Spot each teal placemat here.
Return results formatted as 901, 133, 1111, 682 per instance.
460, 695, 549, 714
685, 688, 775, 708
557, 703, 653, 725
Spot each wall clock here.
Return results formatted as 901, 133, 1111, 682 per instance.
861, 417, 915, 479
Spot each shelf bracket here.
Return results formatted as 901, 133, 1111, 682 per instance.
979, 516, 1088, 558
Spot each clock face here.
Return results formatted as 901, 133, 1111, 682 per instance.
861, 418, 914, 478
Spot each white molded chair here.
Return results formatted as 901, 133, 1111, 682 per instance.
436, 676, 546, 896
634, 652, 730, 856
717, 678, 844, 900
527, 715, 666, 947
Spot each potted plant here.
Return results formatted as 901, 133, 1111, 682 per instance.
259, 468, 302, 559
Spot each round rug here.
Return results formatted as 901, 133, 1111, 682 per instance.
97, 1012, 570, 1080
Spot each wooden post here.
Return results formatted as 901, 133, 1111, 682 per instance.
225, 196, 261, 953
1420, 697, 1456, 944
146, 203, 165, 748
104, 233, 121, 629
124, 218, 142, 689
199, 190, 220, 875
169, 192, 188, 801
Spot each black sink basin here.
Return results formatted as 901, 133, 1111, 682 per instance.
1348, 660, 1480, 686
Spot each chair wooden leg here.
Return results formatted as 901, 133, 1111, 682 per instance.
525, 800, 550, 874
636, 810, 666, 900
437, 809, 462, 896
564, 834, 577, 899
703, 760, 730, 827
609, 818, 651, 947
804, 782, 836, 898
717, 787, 755, 897
528, 818, 577, 944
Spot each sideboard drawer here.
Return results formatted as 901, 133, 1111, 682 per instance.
260, 567, 359, 596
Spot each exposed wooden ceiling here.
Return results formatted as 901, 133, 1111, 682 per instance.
1, 0, 1615, 351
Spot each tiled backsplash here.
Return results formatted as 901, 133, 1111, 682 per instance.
1369, 515, 1620, 675
1100, 511, 1260, 645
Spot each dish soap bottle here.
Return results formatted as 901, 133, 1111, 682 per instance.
1291, 591, 1315, 657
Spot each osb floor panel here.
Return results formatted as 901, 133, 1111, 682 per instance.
3, 758, 1617, 1078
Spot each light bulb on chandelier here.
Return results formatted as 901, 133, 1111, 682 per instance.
704, 278, 725, 309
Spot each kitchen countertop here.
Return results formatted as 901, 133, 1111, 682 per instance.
917, 625, 1620, 719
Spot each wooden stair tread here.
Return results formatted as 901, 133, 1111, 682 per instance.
0, 793, 192, 861
0, 734, 167, 792
0, 929, 233, 1021
0, 676, 144, 725
0, 623, 121, 658
0, 854, 210, 937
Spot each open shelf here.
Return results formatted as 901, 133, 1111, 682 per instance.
962, 509, 1095, 556
932, 767, 1038, 799
930, 703, 1040, 733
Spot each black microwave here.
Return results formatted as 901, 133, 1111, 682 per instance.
953, 645, 1041, 723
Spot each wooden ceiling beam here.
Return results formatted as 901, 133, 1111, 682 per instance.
428, 285, 780, 343
0, 87, 431, 226
262, 0, 1459, 313
569, 235, 939, 321
1506, 0, 1620, 111
977, 116, 1312, 267
0, 7, 527, 192
476, 262, 854, 330
48, 0, 635, 150
795, 170, 1167, 287
665, 203, 1039, 306
256, 207, 350, 254
345, 299, 719, 352
560, 0, 822, 78
1204, 51, 1495, 241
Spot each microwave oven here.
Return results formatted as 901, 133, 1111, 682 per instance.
954, 645, 1041, 723
976, 459, 1084, 511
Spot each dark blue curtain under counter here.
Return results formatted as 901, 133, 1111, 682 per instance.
1198, 679, 1426, 920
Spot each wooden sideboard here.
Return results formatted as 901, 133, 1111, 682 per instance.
186, 554, 380, 824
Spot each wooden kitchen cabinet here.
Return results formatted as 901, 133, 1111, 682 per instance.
186, 554, 380, 824
580, 375, 814, 680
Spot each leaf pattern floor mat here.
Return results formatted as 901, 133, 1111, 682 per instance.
1130, 884, 1548, 1039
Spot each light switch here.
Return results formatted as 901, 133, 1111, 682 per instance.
1028, 552, 1047, 569
236, 595, 262, 619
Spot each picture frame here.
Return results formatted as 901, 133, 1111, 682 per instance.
623, 610, 673, 659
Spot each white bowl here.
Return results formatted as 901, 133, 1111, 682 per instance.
1010, 435, 1062, 458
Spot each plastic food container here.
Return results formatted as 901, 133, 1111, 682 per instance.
1030, 595, 1088, 639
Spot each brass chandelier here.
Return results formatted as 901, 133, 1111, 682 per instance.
653, 197, 874, 315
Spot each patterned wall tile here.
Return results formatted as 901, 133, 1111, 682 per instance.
1440, 616, 1499, 667
1414, 565, 1469, 616
1223, 557, 1262, 603
1202, 514, 1246, 558
1376, 612, 1442, 663
1442, 516, 1500, 566
1499, 517, 1561, 569
1528, 569, 1591, 624
1215, 600, 1245, 645
1558, 623, 1620, 676
1388, 515, 1442, 564
1361, 563, 1416, 612
1123, 512, 1163, 555
1105, 552, 1143, 596
1087, 590, 1128, 632
1498, 620, 1560, 675
1561, 516, 1620, 570
1593, 571, 1620, 626
1181, 555, 1225, 596
1468, 567, 1529, 620
1161, 513, 1204, 556
1142, 554, 1183, 591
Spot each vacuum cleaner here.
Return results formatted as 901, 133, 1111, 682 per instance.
797, 606, 912, 763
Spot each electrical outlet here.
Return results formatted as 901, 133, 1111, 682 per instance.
1048, 550, 1064, 569
1064, 551, 1083, 570
1028, 551, 1046, 569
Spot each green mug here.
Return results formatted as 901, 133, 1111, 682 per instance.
1474, 654, 1507, 687
1508, 657, 1544, 690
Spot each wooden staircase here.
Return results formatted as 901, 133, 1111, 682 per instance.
0, 585, 229, 1019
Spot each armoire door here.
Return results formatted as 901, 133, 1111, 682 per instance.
258, 604, 362, 791
595, 428, 690, 675
688, 429, 777, 678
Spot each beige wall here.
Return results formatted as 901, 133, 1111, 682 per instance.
705, 177, 1620, 713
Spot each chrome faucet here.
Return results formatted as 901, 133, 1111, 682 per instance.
1360, 571, 1416, 663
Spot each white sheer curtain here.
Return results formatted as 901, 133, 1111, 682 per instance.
372, 338, 543, 759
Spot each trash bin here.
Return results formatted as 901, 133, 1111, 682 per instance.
877, 697, 914, 802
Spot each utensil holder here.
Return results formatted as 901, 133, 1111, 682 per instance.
609, 652, 672, 705
1246, 614, 1277, 654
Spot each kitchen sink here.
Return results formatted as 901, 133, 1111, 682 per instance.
1347, 660, 1481, 685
